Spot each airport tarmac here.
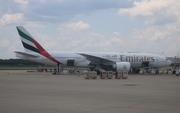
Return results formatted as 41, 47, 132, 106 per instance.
0, 70, 180, 113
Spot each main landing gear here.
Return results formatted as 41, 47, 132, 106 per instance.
154, 68, 160, 74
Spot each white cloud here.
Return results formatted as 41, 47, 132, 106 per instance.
25, 22, 45, 28
65, 21, 90, 31
127, 24, 180, 55
96, 37, 123, 48
117, 0, 180, 55
0, 39, 10, 48
68, 40, 82, 48
119, 0, 173, 17
14, 0, 28, 5
90, 32, 104, 38
0, 13, 23, 25
0, 0, 179, 59
14, 0, 29, 10
33, 32, 59, 50
57, 21, 90, 38
132, 26, 170, 41
118, 0, 180, 25
113, 32, 120, 37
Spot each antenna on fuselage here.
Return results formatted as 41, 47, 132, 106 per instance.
161, 51, 166, 57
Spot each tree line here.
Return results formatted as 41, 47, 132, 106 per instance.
0, 59, 44, 66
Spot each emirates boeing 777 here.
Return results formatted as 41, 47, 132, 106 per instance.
14, 26, 171, 73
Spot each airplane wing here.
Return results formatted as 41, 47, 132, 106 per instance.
79, 53, 114, 65
14, 51, 39, 58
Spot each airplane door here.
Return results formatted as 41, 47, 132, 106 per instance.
67, 59, 75, 66
141, 61, 149, 68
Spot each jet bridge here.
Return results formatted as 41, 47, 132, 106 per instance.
167, 57, 180, 64
167, 57, 180, 75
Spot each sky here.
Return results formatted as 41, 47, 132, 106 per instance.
0, 0, 180, 59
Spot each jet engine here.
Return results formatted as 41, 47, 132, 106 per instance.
113, 62, 130, 71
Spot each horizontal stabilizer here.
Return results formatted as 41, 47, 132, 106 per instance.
14, 51, 39, 58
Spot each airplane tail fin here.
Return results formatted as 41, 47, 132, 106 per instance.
16, 26, 46, 54
16, 26, 60, 63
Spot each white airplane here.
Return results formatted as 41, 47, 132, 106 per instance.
14, 26, 171, 74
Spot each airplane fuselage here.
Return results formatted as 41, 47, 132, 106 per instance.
15, 26, 171, 72
16, 51, 171, 69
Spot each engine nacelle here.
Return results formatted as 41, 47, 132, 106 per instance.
113, 62, 130, 71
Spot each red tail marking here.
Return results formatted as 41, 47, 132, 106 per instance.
31, 38, 63, 65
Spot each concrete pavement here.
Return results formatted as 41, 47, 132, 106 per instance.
0, 70, 180, 113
